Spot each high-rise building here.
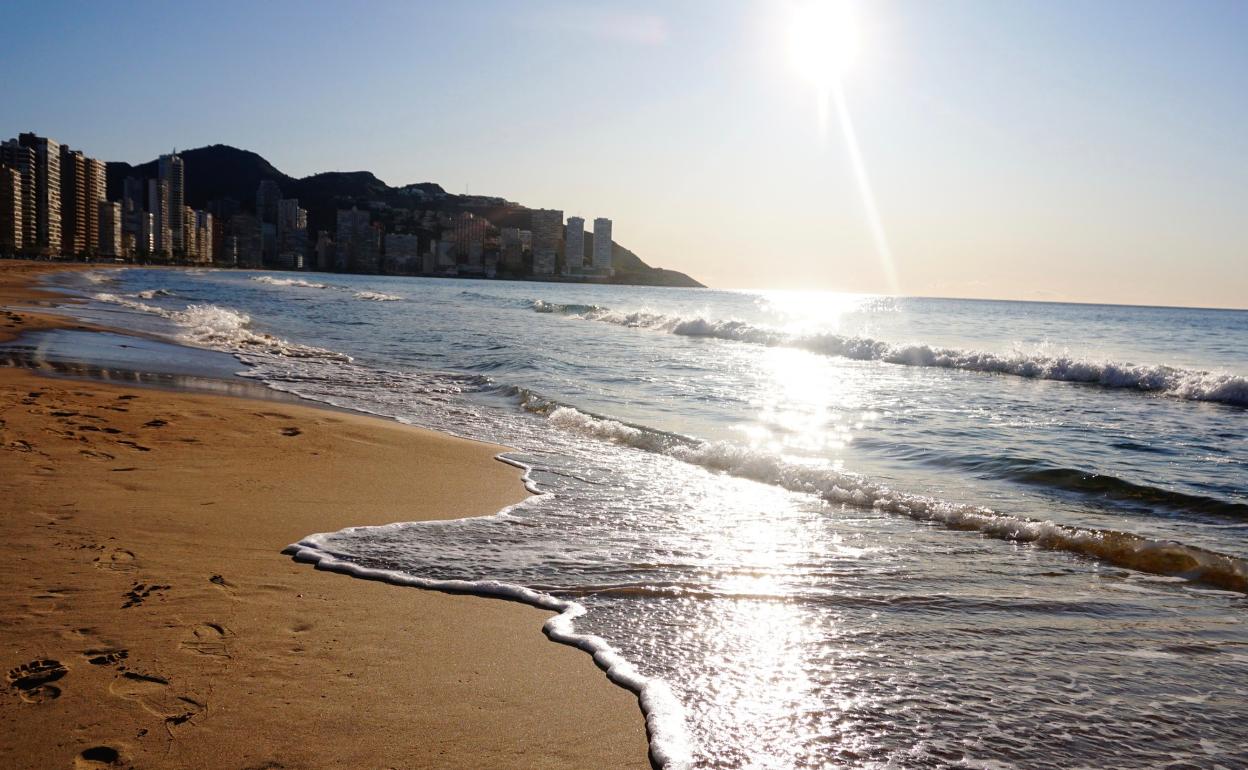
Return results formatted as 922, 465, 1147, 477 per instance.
59, 147, 87, 256
85, 157, 106, 256
453, 212, 491, 269
314, 231, 334, 272
183, 206, 198, 261
530, 209, 562, 276
159, 153, 184, 253
336, 207, 379, 273
122, 176, 145, 249
277, 198, 307, 265
17, 133, 61, 256
0, 166, 21, 255
256, 180, 282, 266
593, 217, 613, 273
136, 212, 154, 258
97, 201, 122, 258
195, 210, 213, 264
229, 214, 262, 268
147, 178, 172, 257
0, 141, 36, 252
563, 216, 585, 274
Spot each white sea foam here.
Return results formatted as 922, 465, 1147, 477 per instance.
353, 290, 403, 302
251, 275, 331, 290
282, 470, 692, 769
538, 402, 1248, 593
137, 288, 174, 299
91, 292, 351, 362
538, 303, 1248, 407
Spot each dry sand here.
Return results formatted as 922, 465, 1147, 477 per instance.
0, 261, 650, 769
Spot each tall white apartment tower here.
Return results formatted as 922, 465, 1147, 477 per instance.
592, 217, 613, 273
563, 216, 584, 274
159, 153, 184, 253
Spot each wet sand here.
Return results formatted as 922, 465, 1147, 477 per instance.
0, 261, 650, 769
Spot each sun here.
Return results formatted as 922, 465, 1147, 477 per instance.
788, 0, 860, 91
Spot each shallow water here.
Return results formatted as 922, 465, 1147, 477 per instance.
44, 268, 1248, 768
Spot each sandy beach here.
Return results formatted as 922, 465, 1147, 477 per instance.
0, 262, 649, 769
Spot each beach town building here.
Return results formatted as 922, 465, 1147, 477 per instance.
256, 180, 282, 266
147, 178, 172, 258
0, 166, 21, 255
15, 133, 61, 256
183, 206, 198, 260
85, 157, 105, 256
229, 213, 262, 268
335, 207, 379, 273
499, 227, 525, 272
0, 142, 36, 252
593, 217, 613, 274
314, 231, 334, 271
98, 201, 122, 258
122, 176, 145, 256
453, 212, 490, 269
530, 208, 562, 276
383, 232, 421, 274
277, 198, 308, 265
136, 212, 154, 258
159, 153, 185, 254
59, 147, 89, 256
563, 216, 585, 275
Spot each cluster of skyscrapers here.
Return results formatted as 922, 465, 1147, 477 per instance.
0, 132, 616, 282
0, 133, 213, 263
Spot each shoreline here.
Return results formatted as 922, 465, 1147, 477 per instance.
0, 261, 651, 769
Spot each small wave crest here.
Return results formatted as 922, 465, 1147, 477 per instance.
353, 291, 403, 302
531, 401, 1248, 593
534, 303, 1248, 407
137, 288, 174, 299
91, 292, 350, 362
251, 275, 331, 290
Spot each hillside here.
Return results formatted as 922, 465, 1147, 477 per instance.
106, 145, 703, 288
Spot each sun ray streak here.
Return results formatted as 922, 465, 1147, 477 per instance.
828, 85, 899, 294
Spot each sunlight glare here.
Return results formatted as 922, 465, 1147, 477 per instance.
788, 0, 860, 91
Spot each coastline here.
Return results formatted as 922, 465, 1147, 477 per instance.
0, 261, 650, 769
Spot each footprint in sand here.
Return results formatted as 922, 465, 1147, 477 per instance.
121, 582, 169, 609
74, 746, 125, 768
280, 427, 302, 437
93, 548, 137, 572
84, 649, 129, 667
109, 671, 204, 723
7, 659, 68, 703
181, 623, 230, 658
80, 448, 115, 461
142, 419, 168, 428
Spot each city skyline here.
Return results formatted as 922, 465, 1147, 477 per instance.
2, 0, 1246, 308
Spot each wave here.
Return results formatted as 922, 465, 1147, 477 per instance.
527, 400, 1248, 593
533, 303, 1248, 407
91, 292, 350, 362
283, 477, 692, 770
353, 291, 403, 302
136, 288, 174, 299
252, 275, 331, 290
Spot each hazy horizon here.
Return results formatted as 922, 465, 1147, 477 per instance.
4, 0, 1245, 308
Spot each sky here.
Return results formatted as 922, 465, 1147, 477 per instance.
3, 0, 1246, 308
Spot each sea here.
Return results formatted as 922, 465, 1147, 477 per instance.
17, 267, 1248, 769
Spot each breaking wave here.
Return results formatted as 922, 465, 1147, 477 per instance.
251, 275, 332, 290
353, 291, 403, 302
521, 398, 1248, 593
91, 292, 350, 362
534, 303, 1248, 407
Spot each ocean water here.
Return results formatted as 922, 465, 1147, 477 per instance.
43, 268, 1248, 768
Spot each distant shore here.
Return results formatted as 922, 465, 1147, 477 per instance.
0, 261, 650, 769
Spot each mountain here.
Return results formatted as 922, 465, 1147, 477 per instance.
106, 145, 704, 288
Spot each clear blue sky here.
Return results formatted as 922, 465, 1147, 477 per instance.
4, 0, 1245, 307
